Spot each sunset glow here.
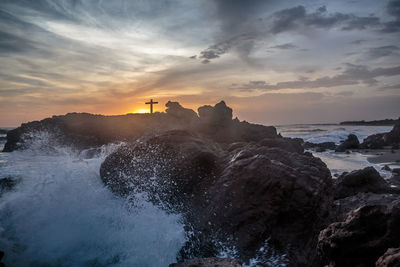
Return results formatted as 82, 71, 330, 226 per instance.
0, 0, 399, 126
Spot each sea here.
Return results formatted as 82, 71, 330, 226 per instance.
0, 124, 396, 266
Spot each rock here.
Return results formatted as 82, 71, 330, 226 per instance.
166, 101, 198, 123
332, 193, 400, 222
318, 203, 400, 267
303, 141, 336, 151
257, 137, 304, 153
202, 146, 333, 266
382, 165, 392, 171
4, 101, 279, 152
335, 134, 360, 152
393, 168, 400, 176
0, 129, 8, 135
376, 248, 400, 267
100, 130, 333, 266
169, 257, 242, 267
361, 121, 400, 149
334, 167, 399, 199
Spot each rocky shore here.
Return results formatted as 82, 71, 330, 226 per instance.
3, 102, 400, 266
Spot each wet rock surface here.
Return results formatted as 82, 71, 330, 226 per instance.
101, 129, 333, 266
318, 203, 400, 267
361, 121, 400, 149
335, 134, 360, 152
334, 167, 400, 199
376, 247, 400, 267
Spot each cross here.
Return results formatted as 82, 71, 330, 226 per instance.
145, 99, 158, 114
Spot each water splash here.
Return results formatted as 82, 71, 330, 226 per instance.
0, 133, 186, 266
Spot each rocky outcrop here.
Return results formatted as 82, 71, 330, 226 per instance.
361, 120, 400, 149
304, 141, 336, 152
318, 203, 400, 267
376, 248, 400, 267
100, 129, 333, 266
334, 167, 399, 199
335, 134, 360, 152
169, 257, 242, 267
3, 101, 278, 152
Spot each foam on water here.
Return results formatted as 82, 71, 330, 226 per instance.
0, 136, 186, 266
277, 125, 392, 144
277, 124, 395, 177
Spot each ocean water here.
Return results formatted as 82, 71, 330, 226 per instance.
276, 124, 395, 177
0, 134, 186, 267
0, 124, 395, 266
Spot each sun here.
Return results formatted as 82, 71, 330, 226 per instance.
133, 109, 149, 114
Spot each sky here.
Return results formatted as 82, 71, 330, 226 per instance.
0, 0, 399, 126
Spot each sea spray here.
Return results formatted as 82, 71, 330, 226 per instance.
0, 133, 186, 266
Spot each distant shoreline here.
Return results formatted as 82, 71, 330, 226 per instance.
339, 118, 399, 126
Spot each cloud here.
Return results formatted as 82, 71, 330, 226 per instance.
382, 0, 400, 32
198, 3, 391, 63
378, 83, 400, 91
268, 43, 298, 50
367, 45, 399, 59
232, 64, 400, 91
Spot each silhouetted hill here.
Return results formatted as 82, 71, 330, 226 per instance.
3, 101, 277, 152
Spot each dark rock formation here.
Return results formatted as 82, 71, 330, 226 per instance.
335, 134, 360, 152
376, 248, 400, 267
3, 101, 278, 152
0, 129, 8, 134
100, 129, 333, 266
318, 203, 400, 267
361, 120, 400, 149
304, 141, 336, 152
169, 257, 242, 267
334, 167, 399, 199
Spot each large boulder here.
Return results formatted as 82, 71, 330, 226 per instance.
334, 167, 399, 199
165, 101, 198, 123
100, 130, 334, 266
318, 203, 400, 267
361, 120, 400, 149
335, 134, 360, 152
203, 146, 333, 266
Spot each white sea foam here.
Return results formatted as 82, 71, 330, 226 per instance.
0, 135, 186, 266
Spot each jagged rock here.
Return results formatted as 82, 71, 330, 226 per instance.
334, 167, 399, 199
198, 101, 233, 126
318, 203, 400, 267
361, 121, 400, 149
382, 165, 391, 171
303, 141, 336, 151
3, 101, 279, 152
258, 137, 304, 153
100, 130, 333, 266
166, 101, 198, 123
376, 248, 400, 267
169, 257, 242, 267
335, 134, 360, 152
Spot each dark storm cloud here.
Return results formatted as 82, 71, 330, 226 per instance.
270, 5, 381, 34
233, 64, 400, 91
199, 3, 393, 63
382, 0, 400, 32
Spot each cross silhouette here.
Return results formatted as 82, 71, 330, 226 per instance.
145, 99, 158, 114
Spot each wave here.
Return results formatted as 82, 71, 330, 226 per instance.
0, 136, 186, 266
